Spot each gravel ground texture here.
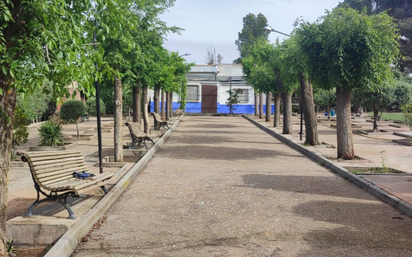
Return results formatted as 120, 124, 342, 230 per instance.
72, 116, 412, 257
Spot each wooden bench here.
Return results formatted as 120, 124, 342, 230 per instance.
125, 122, 157, 150
151, 112, 170, 130
21, 151, 113, 219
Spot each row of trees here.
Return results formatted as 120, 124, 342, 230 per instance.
0, 0, 191, 254
236, 7, 402, 160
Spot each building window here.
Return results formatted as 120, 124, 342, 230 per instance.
186, 85, 199, 102
236, 89, 249, 103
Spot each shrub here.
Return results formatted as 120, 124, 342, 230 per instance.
86, 97, 106, 116
38, 121, 65, 146
60, 100, 86, 137
402, 103, 412, 131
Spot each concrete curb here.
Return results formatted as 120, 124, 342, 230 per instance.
243, 115, 412, 218
45, 116, 183, 257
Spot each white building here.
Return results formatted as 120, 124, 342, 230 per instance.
151, 64, 273, 114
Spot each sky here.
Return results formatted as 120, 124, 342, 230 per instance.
160, 0, 343, 65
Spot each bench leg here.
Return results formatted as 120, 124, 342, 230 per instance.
24, 201, 39, 217
100, 185, 109, 194
129, 139, 140, 149
58, 193, 77, 219
24, 185, 41, 217
142, 140, 149, 150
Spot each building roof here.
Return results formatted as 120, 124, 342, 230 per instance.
190, 65, 219, 73
216, 64, 243, 77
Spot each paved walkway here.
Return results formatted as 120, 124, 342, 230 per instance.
261, 115, 412, 205
72, 116, 412, 256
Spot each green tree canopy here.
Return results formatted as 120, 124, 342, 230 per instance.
296, 7, 400, 159
338, 0, 412, 73
234, 13, 269, 63
242, 39, 278, 94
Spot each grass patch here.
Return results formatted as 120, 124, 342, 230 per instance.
350, 167, 402, 174
368, 112, 405, 123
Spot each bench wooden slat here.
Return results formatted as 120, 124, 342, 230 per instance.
38, 174, 76, 187
27, 153, 83, 161
32, 161, 87, 174
30, 156, 86, 167
44, 173, 113, 191
22, 151, 113, 192
24, 151, 82, 159
35, 165, 89, 179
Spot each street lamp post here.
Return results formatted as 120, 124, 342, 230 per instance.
265, 25, 303, 141
93, 8, 106, 174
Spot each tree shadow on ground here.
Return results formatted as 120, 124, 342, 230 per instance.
7, 195, 93, 220
182, 123, 248, 129
175, 130, 264, 135
240, 174, 372, 200
158, 145, 300, 160
292, 200, 412, 256
172, 134, 282, 146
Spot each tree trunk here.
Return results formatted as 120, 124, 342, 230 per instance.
265, 92, 272, 122
166, 91, 170, 121
259, 92, 264, 119
114, 76, 123, 162
282, 92, 293, 134
373, 108, 379, 132
0, 87, 16, 256
154, 85, 160, 114
153, 85, 160, 113
336, 86, 354, 159
75, 121, 80, 138
300, 73, 319, 146
133, 83, 141, 123
161, 91, 166, 119
168, 91, 173, 118
273, 93, 281, 127
142, 85, 150, 133
254, 91, 258, 116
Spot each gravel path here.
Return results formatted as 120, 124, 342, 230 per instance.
72, 116, 412, 257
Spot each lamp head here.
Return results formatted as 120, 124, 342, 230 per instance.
264, 26, 273, 31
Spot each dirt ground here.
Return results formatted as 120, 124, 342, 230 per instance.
70, 116, 412, 257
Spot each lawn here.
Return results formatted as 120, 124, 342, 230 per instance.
368, 112, 405, 122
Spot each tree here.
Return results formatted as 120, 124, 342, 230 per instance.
16, 80, 53, 123
314, 88, 336, 120
204, 46, 224, 65
98, 0, 179, 160
392, 79, 412, 110
352, 86, 395, 131
217, 54, 224, 64
12, 106, 29, 157
60, 100, 87, 138
402, 102, 412, 131
86, 97, 106, 116
242, 40, 277, 122
235, 13, 269, 63
297, 8, 400, 159
0, 0, 181, 253
277, 36, 319, 145
226, 89, 243, 114
339, 0, 412, 74
0, 1, 99, 254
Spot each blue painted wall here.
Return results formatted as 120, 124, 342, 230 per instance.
150, 102, 275, 114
